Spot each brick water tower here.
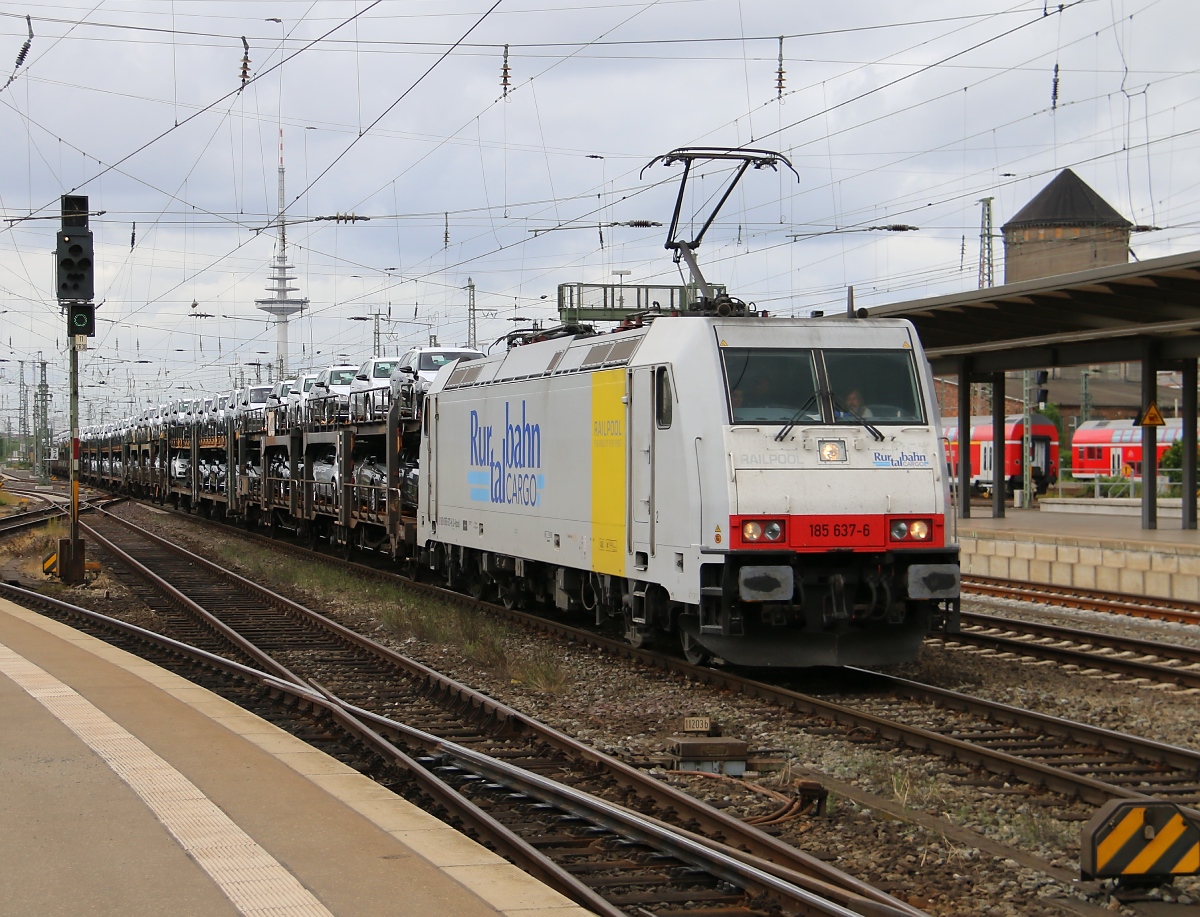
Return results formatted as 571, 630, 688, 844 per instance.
1001, 169, 1132, 284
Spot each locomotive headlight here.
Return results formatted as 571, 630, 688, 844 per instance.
742, 520, 785, 543
819, 439, 846, 462
890, 518, 932, 541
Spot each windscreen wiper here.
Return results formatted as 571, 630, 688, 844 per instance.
773, 392, 819, 442
831, 394, 885, 441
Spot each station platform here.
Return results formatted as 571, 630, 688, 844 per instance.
0, 596, 587, 917
954, 503, 1200, 601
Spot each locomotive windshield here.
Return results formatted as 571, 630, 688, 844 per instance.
723, 348, 820, 424
722, 347, 924, 425
824, 349, 924, 424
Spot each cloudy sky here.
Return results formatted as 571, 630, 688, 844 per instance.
0, 0, 1196, 427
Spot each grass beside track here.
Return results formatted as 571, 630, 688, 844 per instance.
206, 537, 570, 689
0, 490, 30, 513
2, 517, 64, 556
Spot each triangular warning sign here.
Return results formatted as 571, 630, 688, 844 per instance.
1140, 402, 1166, 426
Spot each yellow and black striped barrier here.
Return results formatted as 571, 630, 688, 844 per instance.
1082, 800, 1200, 881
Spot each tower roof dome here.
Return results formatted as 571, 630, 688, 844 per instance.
1002, 169, 1131, 232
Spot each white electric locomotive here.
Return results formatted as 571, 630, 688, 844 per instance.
417, 312, 960, 667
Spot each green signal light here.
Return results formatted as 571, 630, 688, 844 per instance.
67, 303, 95, 336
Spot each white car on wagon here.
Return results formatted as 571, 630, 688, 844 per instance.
309, 364, 359, 421
349, 357, 400, 420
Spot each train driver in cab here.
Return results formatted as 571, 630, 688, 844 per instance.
838, 388, 873, 419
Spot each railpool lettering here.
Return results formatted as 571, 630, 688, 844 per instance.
593, 418, 622, 437
469, 401, 543, 506
739, 451, 801, 466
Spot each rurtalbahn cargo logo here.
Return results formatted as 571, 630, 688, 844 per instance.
872, 450, 929, 468
468, 401, 543, 506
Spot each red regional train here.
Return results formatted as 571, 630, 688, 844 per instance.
943, 414, 1060, 496
1070, 417, 1185, 480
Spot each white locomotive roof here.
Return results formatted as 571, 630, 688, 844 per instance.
436, 314, 925, 395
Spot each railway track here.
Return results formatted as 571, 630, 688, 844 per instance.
942, 609, 1200, 689
0, 489, 123, 540
817, 669, 1200, 807
962, 574, 1200, 626
99, 502, 1200, 815
0, 503, 65, 537
67, 508, 915, 917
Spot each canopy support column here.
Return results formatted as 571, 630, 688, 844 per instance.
1141, 344, 1158, 530
1183, 357, 1197, 531
958, 359, 972, 519
991, 372, 1006, 518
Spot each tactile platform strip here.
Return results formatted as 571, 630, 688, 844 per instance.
0, 641, 334, 917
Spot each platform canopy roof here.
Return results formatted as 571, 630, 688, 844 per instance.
866, 249, 1200, 376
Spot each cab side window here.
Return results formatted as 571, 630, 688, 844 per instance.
655, 366, 673, 428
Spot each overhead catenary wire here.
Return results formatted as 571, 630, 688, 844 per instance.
2, 0, 1196, 401
2, 0, 389, 233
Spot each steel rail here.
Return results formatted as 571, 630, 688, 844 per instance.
0, 504, 65, 535
293, 682, 629, 917
79, 518, 301, 685
2, 486, 69, 505
951, 611, 1200, 688
0, 580, 900, 917
847, 668, 1200, 774
962, 574, 1200, 625
0, 582, 622, 917
106, 500, 1200, 808
401, 590, 1200, 806
315, 683, 892, 917
0, 492, 121, 537
83, 506, 921, 917
960, 610, 1200, 665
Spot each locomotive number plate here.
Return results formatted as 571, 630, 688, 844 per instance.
796, 515, 885, 549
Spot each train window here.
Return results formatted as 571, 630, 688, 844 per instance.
546, 349, 572, 375
447, 365, 472, 387
447, 363, 484, 388
655, 366, 673, 428
582, 342, 614, 367
823, 349, 925, 424
607, 338, 639, 364
722, 348, 819, 424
